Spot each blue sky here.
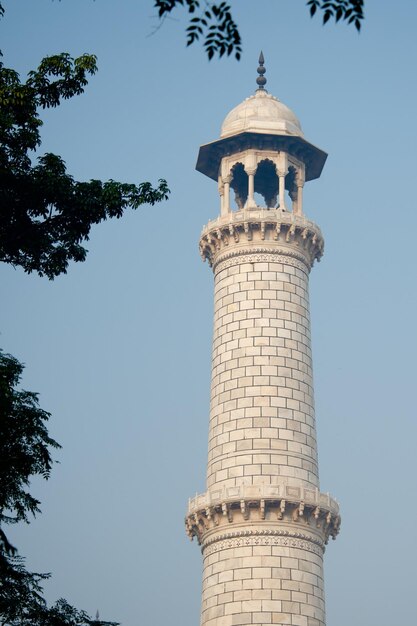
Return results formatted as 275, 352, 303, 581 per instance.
1, 1, 417, 625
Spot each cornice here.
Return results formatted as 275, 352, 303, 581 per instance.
185, 486, 340, 547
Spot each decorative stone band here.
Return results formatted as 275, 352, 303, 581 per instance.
202, 529, 325, 557
199, 208, 324, 271
214, 249, 312, 276
185, 484, 340, 546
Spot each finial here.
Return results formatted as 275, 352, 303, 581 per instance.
256, 51, 267, 91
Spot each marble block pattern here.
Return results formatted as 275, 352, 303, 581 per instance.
207, 255, 318, 492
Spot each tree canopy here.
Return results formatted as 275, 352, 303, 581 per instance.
154, 0, 364, 60
0, 3, 167, 623
0, 52, 169, 279
0, 350, 119, 626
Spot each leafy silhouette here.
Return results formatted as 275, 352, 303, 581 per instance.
154, 0, 364, 61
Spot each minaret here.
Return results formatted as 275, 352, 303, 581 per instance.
186, 55, 340, 626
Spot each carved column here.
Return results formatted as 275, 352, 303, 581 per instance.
223, 175, 231, 214
278, 168, 288, 211
245, 167, 257, 209
296, 170, 305, 216
218, 176, 227, 217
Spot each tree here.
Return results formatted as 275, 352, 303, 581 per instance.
0, 350, 119, 626
0, 51, 169, 279
153, 0, 365, 60
0, 348, 58, 623
0, 2, 169, 620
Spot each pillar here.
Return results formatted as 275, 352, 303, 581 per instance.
188, 212, 340, 626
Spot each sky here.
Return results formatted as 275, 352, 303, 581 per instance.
1, 1, 417, 625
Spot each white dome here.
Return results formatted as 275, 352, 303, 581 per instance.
220, 89, 303, 139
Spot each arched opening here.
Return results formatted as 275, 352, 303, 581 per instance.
230, 162, 248, 210
254, 159, 278, 208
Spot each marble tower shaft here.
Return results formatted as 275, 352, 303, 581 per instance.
186, 58, 340, 626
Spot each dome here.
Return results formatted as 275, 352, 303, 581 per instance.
220, 88, 304, 139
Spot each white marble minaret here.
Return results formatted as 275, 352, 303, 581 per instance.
186, 54, 340, 626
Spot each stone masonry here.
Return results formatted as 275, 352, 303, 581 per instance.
186, 57, 340, 626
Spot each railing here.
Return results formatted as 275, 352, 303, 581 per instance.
188, 483, 339, 515
202, 207, 322, 237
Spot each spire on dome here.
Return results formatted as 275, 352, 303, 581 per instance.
256, 51, 267, 91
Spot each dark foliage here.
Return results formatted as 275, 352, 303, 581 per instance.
0, 351, 59, 529
307, 0, 364, 30
0, 351, 119, 626
0, 3, 165, 622
0, 52, 170, 279
0, 349, 55, 622
155, 0, 242, 60
154, 0, 364, 60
